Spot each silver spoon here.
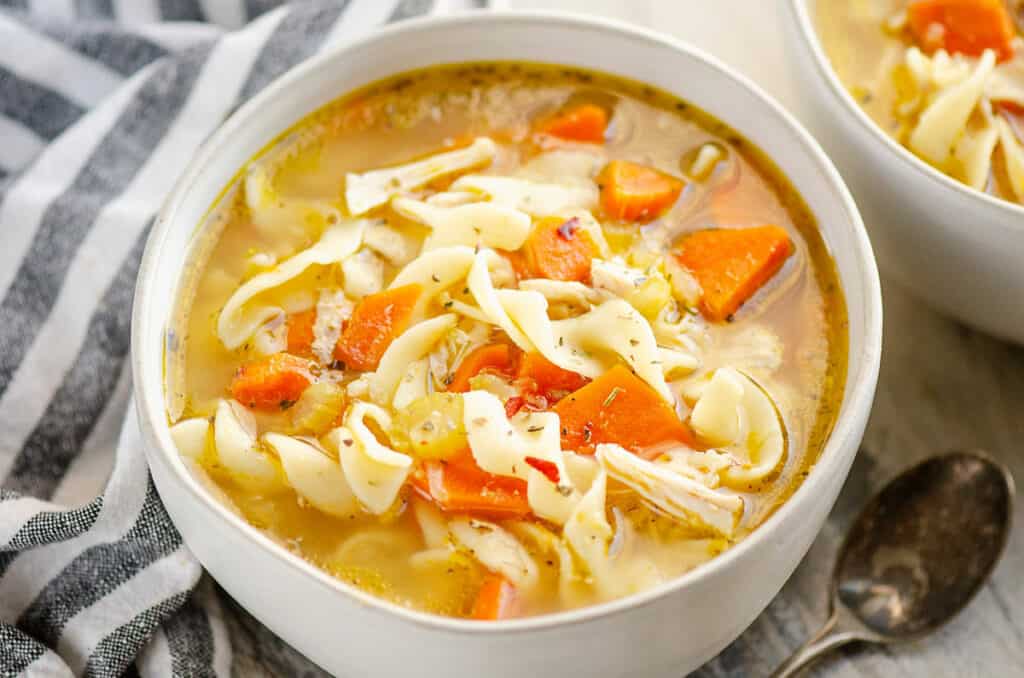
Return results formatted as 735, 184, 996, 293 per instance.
770, 450, 1014, 678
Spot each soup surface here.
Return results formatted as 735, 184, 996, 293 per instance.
166, 63, 847, 620
817, 0, 1024, 204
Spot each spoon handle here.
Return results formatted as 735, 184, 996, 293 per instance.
769, 608, 865, 678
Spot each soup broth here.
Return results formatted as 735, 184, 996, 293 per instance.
166, 63, 847, 620
816, 0, 1024, 204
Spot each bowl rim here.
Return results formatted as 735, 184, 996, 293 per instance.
786, 0, 1024, 225
132, 9, 883, 636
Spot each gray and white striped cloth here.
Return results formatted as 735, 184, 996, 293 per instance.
0, 1, 462, 675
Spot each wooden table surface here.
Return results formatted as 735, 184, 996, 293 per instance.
227, 2, 1024, 675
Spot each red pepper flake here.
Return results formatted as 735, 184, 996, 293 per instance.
504, 375, 557, 419
555, 217, 580, 241
524, 456, 560, 484
504, 396, 526, 418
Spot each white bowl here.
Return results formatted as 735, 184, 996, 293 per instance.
785, 0, 1024, 344
132, 11, 882, 678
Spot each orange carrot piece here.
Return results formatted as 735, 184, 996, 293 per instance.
597, 160, 685, 222
412, 451, 531, 520
471, 574, 520, 620
907, 0, 1016, 62
500, 249, 530, 282
538, 104, 608, 143
676, 225, 794, 322
997, 100, 1024, 118
286, 309, 317, 356
230, 353, 315, 411
334, 284, 421, 371
552, 365, 694, 455
516, 352, 589, 397
448, 344, 517, 393
521, 216, 599, 282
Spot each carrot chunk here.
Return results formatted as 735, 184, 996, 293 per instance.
675, 225, 794, 322
597, 160, 685, 222
908, 0, 1016, 62
286, 309, 317, 356
448, 344, 517, 393
500, 249, 530, 282
471, 574, 520, 620
230, 353, 315, 411
516, 352, 589, 397
538, 104, 608, 143
334, 284, 421, 371
552, 365, 694, 455
412, 451, 531, 520
522, 216, 599, 282
997, 100, 1024, 118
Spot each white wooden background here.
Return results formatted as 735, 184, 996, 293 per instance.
225, 2, 1024, 675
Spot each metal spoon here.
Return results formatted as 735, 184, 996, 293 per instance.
770, 450, 1014, 677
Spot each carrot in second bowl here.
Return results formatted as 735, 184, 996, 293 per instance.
907, 0, 1016, 62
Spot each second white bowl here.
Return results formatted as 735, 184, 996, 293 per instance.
785, 0, 1024, 344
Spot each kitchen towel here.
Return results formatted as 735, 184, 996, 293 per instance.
0, 1, 450, 675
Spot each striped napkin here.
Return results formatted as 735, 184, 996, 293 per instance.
0, 1, 463, 675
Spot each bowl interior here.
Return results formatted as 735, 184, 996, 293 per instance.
133, 10, 882, 631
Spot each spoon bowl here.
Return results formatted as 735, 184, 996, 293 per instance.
835, 451, 1013, 639
771, 451, 1014, 677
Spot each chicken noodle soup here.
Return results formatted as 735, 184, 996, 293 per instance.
816, 0, 1024, 204
166, 63, 847, 620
